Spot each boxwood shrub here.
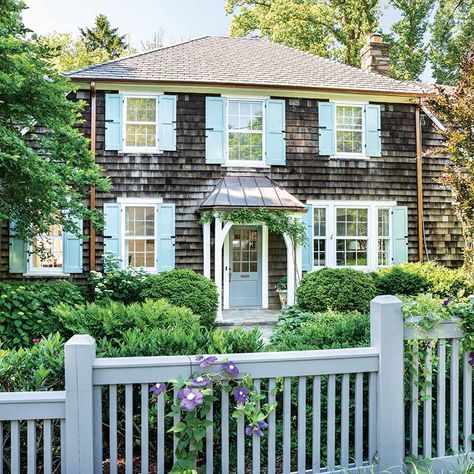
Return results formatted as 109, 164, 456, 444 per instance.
372, 266, 430, 296
296, 268, 376, 313
0, 280, 84, 349
141, 269, 218, 328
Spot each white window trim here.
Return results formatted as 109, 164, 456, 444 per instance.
120, 201, 159, 273
224, 96, 267, 167
120, 92, 162, 154
330, 101, 368, 160
26, 227, 68, 276
308, 200, 396, 271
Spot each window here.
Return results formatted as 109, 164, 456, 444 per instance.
378, 208, 391, 266
124, 96, 158, 149
30, 224, 63, 272
309, 201, 395, 270
124, 206, 156, 269
335, 105, 364, 155
336, 208, 368, 266
313, 207, 327, 266
228, 99, 264, 162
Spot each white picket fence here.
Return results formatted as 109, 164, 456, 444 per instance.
0, 295, 472, 473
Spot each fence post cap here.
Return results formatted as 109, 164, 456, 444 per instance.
65, 334, 96, 346
370, 294, 402, 306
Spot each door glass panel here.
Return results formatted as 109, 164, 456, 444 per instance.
231, 228, 259, 273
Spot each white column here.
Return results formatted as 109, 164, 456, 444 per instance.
370, 295, 404, 471
262, 225, 269, 309
202, 222, 211, 279
294, 214, 303, 288
214, 217, 223, 319
283, 233, 295, 306
223, 233, 230, 310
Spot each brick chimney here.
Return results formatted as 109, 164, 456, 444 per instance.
360, 33, 390, 76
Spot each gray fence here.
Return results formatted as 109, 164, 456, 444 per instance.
0, 295, 472, 473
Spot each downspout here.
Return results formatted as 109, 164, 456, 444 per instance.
415, 106, 424, 262
89, 82, 97, 271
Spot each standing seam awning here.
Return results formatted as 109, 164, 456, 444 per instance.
198, 176, 306, 212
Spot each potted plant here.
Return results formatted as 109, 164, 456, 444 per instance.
276, 276, 288, 309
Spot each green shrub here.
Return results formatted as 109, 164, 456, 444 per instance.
0, 280, 84, 349
271, 306, 312, 343
52, 299, 200, 340
270, 310, 370, 351
296, 268, 376, 313
373, 267, 430, 296
374, 262, 473, 298
141, 269, 218, 328
207, 327, 265, 354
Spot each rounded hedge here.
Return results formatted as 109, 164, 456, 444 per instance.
373, 267, 430, 296
140, 269, 219, 328
296, 268, 376, 313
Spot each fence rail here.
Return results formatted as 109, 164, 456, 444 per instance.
0, 296, 472, 474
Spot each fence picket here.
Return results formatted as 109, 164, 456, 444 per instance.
297, 376, 306, 474
252, 379, 261, 474
368, 371, 377, 462
463, 352, 472, 454
156, 391, 165, 474
354, 373, 363, 466
27, 419, 36, 474
283, 377, 291, 473
237, 413, 245, 474
206, 382, 214, 474
44, 419, 53, 474
125, 384, 134, 473
450, 339, 459, 454
11, 420, 20, 474
410, 345, 419, 456
93, 385, 103, 473
221, 384, 229, 474
423, 345, 433, 458
312, 376, 321, 473
437, 340, 446, 457
173, 386, 179, 463
60, 419, 66, 474
109, 385, 118, 474
267, 378, 276, 474
327, 374, 336, 471
141, 383, 149, 474
341, 374, 350, 468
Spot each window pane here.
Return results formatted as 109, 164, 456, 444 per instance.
125, 124, 157, 148
126, 97, 156, 122
126, 239, 155, 268
336, 106, 363, 130
125, 206, 155, 237
31, 224, 63, 270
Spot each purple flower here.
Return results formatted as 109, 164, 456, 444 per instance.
178, 388, 204, 411
443, 297, 453, 306
245, 420, 269, 437
190, 375, 211, 387
469, 353, 474, 366
233, 386, 249, 405
149, 383, 167, 396
222, 361, 239, 378
32, 338, 40, 344
195, 355, 218, 368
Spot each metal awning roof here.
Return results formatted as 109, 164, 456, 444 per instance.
198, 176, 306, 212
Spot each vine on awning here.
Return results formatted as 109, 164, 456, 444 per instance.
199, 208, 307, 247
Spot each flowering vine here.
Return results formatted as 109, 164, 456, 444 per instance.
149, 356, 278, 473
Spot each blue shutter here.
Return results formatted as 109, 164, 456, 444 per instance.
266, 99, 286, 165
8, 221, 27, 274
103, 203, 122, 266
392, 206, 408, 264
302, 205, 314, 271
63, 220, 83, 273
365, 104, 381, 157
158, 95, 177, 151
205, 97, 226, 164
157, 203, 175, 272
318, 102, 335, 156
105, 93, 123, 151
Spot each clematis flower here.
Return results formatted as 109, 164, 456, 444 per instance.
245, 420, 269, 437
443, 297, 453, 306
149, 383, 167, 396
233, 386, 249, 405
195, 355, 218, 368
178, 388, 204, 411
190, 375, 211, 387
469, 353, 474, 366
222, 361, 239, 378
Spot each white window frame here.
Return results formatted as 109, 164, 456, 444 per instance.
313, 205, 329, 269
27, 224, 66, 275
120, 201, 160, 272
224, 95, 267, 167
308, 200, 396, 271
377, 207, 392, 267
332, 101, 367, 159
122, 93, 161, 153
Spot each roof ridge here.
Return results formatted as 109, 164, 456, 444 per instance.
63, 35, 212, 77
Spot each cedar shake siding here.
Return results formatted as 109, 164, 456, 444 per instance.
0, 91, 462, 307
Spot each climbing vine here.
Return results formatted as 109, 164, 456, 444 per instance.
199, 208, 307, 247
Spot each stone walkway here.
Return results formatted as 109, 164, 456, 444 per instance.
217, 308, 280, 344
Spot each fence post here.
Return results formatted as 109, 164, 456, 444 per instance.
370, 295, 404, 472
65, 334, 96, 473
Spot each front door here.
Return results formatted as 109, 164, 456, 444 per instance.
229, 226, 261, 307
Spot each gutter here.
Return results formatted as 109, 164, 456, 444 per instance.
415, 106, 424, 262
89, 82, 97, 271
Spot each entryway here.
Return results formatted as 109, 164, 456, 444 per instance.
229, 226, 261, 307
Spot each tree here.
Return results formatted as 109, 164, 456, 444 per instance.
38, 33, 111, 73
80, 14, 131, 59
141, 29, 164, 51
423, 51, 474, 269
385, 0, 434, 81
429, 0, 474, 85
0, 0, 110, 243
225, 0, 380, 67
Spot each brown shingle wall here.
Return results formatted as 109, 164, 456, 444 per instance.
0, 93, 463, 289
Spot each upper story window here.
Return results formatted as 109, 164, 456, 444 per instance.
30, 224, 63, 272
228, 99, 264, 163
335, 105, 364, 155
124, 96, 158, 150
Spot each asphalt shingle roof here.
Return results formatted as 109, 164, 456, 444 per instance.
65, 36, 426, 95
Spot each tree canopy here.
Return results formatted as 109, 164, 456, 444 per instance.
0, 0, 110, 242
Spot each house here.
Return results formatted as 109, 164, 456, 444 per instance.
0, 34, 462, 314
